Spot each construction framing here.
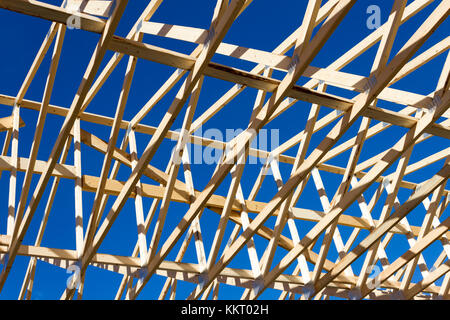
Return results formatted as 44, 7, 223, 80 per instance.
0, 0, 448, 300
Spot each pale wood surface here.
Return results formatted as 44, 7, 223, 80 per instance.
0, 0, 448, 301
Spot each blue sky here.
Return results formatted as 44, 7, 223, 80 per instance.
0, 0, 448, 299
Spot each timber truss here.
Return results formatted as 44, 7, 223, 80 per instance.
0, 0, 449, 300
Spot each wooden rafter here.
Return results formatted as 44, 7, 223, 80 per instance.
0, 0, 448, 301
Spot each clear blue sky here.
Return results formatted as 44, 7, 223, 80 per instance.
0, 0, 448, 299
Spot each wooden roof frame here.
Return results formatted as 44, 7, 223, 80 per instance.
0, 0, 448, 300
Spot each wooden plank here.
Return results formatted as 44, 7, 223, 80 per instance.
154, 0, 358, 301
